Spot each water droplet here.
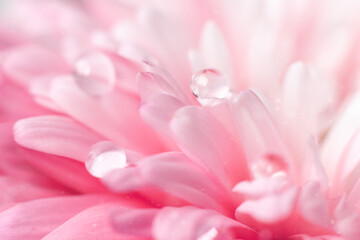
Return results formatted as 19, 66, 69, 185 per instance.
74, 51, 115, 96
191, 68, 230, 106
86, 141, 127, 178
251, 153, 288, 179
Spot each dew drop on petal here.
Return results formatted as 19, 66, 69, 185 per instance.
191, 68, 230, 106
74, 51, 115, 96
86, 141, 127, 178
251, 153, 288, 179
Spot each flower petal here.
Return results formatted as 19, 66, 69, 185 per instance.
43, 204, 142, 240
152, 206, 256, 240
112, 207, 158, 238
14, 115, 101, 161
236, 187, 297, 224
2, 45, 68, 87
0, 195, 116, 240
50, 75, 163, 154
170, 106, 249, 188
138, 152, 229, 212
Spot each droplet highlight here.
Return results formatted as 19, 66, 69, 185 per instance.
86, 141, 127, 178
191, 68, 230, 106
74, 51, 115, 96
251, 153, 288, 179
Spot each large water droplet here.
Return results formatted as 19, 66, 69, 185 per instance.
74, 51, 115, 96
86, 141, 127, 178
191, 68, 230, 106
251, 153, 288, 179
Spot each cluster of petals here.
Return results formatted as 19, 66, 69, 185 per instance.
1, 0, 360, 239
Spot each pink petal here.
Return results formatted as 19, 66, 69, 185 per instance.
138, 152, 229, 212
43, 204, 143, 240
22, 151, 107, 193
112, 207, 158, 238
0, 123, 64, 190
233, 177, 289, 199
142, 61, 193, 104
298, 181, 331, 228
0, 195, 116, 240
170, 106, 249, 188
139, 92, 184, 135
102, 167, 146, 193
50, 75, 163, 154
199, 21, 233, 81
2, 45, 68, 87
236, 187, 297, 224
230, 90, 293, 177
152, 206, 256, 240
14, 115, 102, 161
334, 196, 360, 240
0, 82, 50, 122
0, 176, 64, 209
321, 92, 360, 184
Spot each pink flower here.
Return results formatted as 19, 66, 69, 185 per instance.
1, 0, 360, 239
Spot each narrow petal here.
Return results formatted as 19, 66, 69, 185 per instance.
50, 75, 163, 154
170, 106, 249, 188
230, 90, 293, 178
139, 93, 184, 135
200, 21, 233, 81
138, 152, 228, 212
322, 92, 360, 183
14, 115, 101, 161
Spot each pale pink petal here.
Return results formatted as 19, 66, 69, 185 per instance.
139, 93, 184, 135
321, 92, 360, 184
199, 21, 233, 82
2, 45, 68, 87
334, 196, 360, 240
138, 152, 229, 212
50, 75, 163, 154
230, 90, 290, 163
152, 206, 256, 240
348, 177, 360, 210
14, 115, 102, 161
236, 187, 297, 224
298, 182, 332, 228
170, 106, 249, 188
233, 177, 289, 199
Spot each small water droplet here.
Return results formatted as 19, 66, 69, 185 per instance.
191, 68, 230, 106
251, 153, 288, 179
86, 141, 127, 178
74, 51, 115, 96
